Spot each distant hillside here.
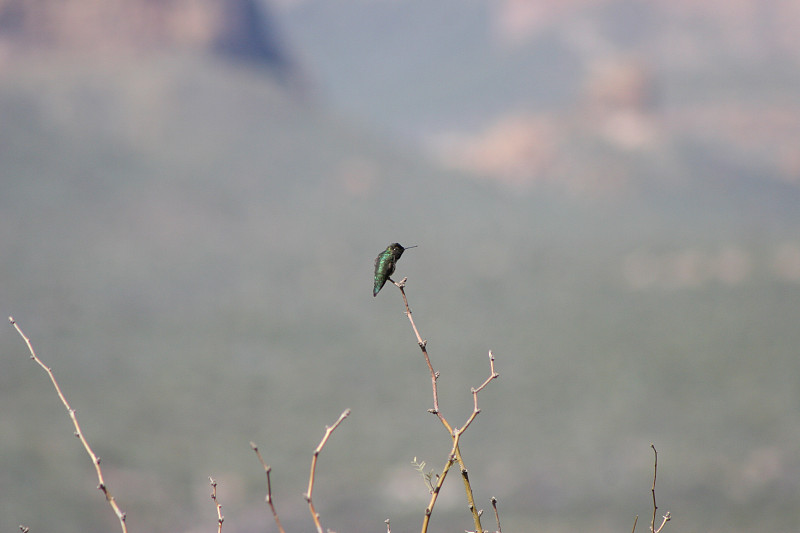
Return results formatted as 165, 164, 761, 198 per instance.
3, 5, 800, 533
0, 0, 297, 76
278, 0, 800, 192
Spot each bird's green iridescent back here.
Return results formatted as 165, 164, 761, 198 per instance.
373, 247, 397, 296
373, 242, 415, 297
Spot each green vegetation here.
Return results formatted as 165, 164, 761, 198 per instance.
2, 53, 800, 532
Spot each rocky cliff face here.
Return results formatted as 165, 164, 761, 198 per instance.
0, 0, 294, 72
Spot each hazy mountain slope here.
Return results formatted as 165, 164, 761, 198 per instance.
280, 0, 800, 195
2, 36, 800, 533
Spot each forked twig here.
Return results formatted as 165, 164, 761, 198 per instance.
392, 279, 500, 533
654, 512, 672, 533
209, 476, 224, 533
250, 442, 286, 533
305, 409, 351, 533
9, 317, 128, 533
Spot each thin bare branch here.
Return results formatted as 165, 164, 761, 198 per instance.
650, 444, 670, 533
209, 477, 224, 533
491, 496, 502, 533
250, 441, 286, 533
422, 443, 458, 528
305, 409, 351, 533
631, 514, 639, 533
392, 282, 500, 533
655, 512, 671, 533
650, 443, 658, 531
9, 317, 128, 533
394, 278, 445, 423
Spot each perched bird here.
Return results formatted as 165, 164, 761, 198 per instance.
373, 243, 416, 296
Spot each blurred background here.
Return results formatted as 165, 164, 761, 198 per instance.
2, 1, 800, 532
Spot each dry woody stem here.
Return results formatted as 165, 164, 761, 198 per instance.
251, 409, 350, 533
391, 279, 500, 533
9, 317, 128, 533
209, 476, 224, 533
631, 444, 670, 533
491, 496, 502, 533
251, 441, 287, 533
650, 443, 671, 533
306, 409, 351, 533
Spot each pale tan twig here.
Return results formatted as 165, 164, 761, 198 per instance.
305, 409, 351, 533
631, 514, 639, 533
392, 280, 500, 533
250, 441, 286, 533
655, 512, 671, 533
9, 317, 128, 533
650, 444, 671, 533
448, 352, 499, 530
209, 476, 224, 533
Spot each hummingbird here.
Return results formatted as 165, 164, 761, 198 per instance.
373, 243, 416, 296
